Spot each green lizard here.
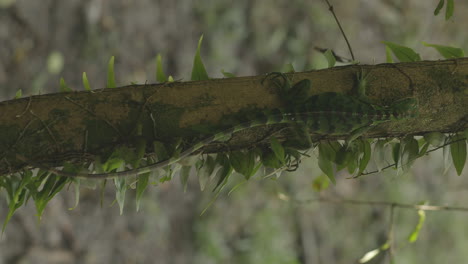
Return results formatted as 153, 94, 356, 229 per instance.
17, 72, 418, 178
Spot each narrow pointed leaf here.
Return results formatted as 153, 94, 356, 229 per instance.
422, 42, 464, 59
392, 142, 401, 168
155, 54, 167, 82
197, 155, 216, 191
69, 179, 80, 210
451, 134, 467, 176
191, 35, 209, 81
424, 132, 446, 147
82, 72, 91, 91
373, 139, 388, 171
270, 137, 285, 165
213, 154, 233, 192
107, 56, 116, 88
14, 89, 22, 99
385, 46, 394, 63
445, 0, 454, 20
443, 139, 452, 175
434, 0, 445, 15
318, 144, 336, 184
358, 140, 372, 174
114, 177, 126, 215
59, 77, 72, 92
401, 137, 419, 171
180, 166, 191, 192
323, 49, 336, 68
136, 173, 149, 211
382, 41, 421, 62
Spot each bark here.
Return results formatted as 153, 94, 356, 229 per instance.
1, 58, 467, 176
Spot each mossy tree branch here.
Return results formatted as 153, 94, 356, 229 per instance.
1, 58, 467, 177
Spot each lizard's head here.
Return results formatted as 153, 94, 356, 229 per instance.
391, 97, 419, 119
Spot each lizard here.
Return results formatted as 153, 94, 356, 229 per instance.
16, 72, 418, 179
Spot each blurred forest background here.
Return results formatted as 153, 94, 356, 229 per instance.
0, 0, 467, 263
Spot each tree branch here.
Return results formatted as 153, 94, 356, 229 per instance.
1, 58, 467, 176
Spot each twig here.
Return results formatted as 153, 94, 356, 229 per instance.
357, 136, 467, 177
15, 96, 32, 118
322, 0, 355, 61
300, 197, 468, 212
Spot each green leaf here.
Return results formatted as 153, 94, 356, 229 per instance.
445, 0, 454, 20
374, 139, 389, 171
160, 163, 181, 183
408, 209, 426, 243
2, 172, 33, 232
114, 177, 127, 215
191, 35, 209, 81
261, 150, 283, 169
68, 179, 80, 210
358, 140, 372, 175
34, 175, 68, 219
270, 137, 285, 165
82, 72, 91, 91
434, 0, 445, 15
385, 46, 394, 63
59, 77, 72, 92
155, 54, 167, 82
14, 89, 22, 99
323, 49, 336, 68
401, 137, 419, 171
153, 141, 169, 161
197, 155, 217, 191
318, 141, 336, 161
318, 143, 336, 184
102, 157, 125, 172
130, 138, 146, 169
107, 56, 116, 88
229, 151, 256, 180
168, 75, 175, 82
135, 173, 149, 211
213, 154, 233, 192
334, 145, 350, 171
424, 132, 446, 147
451, 134, 467, 176
221, 69, 236, 78
443, 138, 452, 175
392, 142, 401, 168
180, 166, 191, 192
418, 142, 430, 158
347, 149, 359, 175
422, 42, 464, 59
382, 41, 421, 62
